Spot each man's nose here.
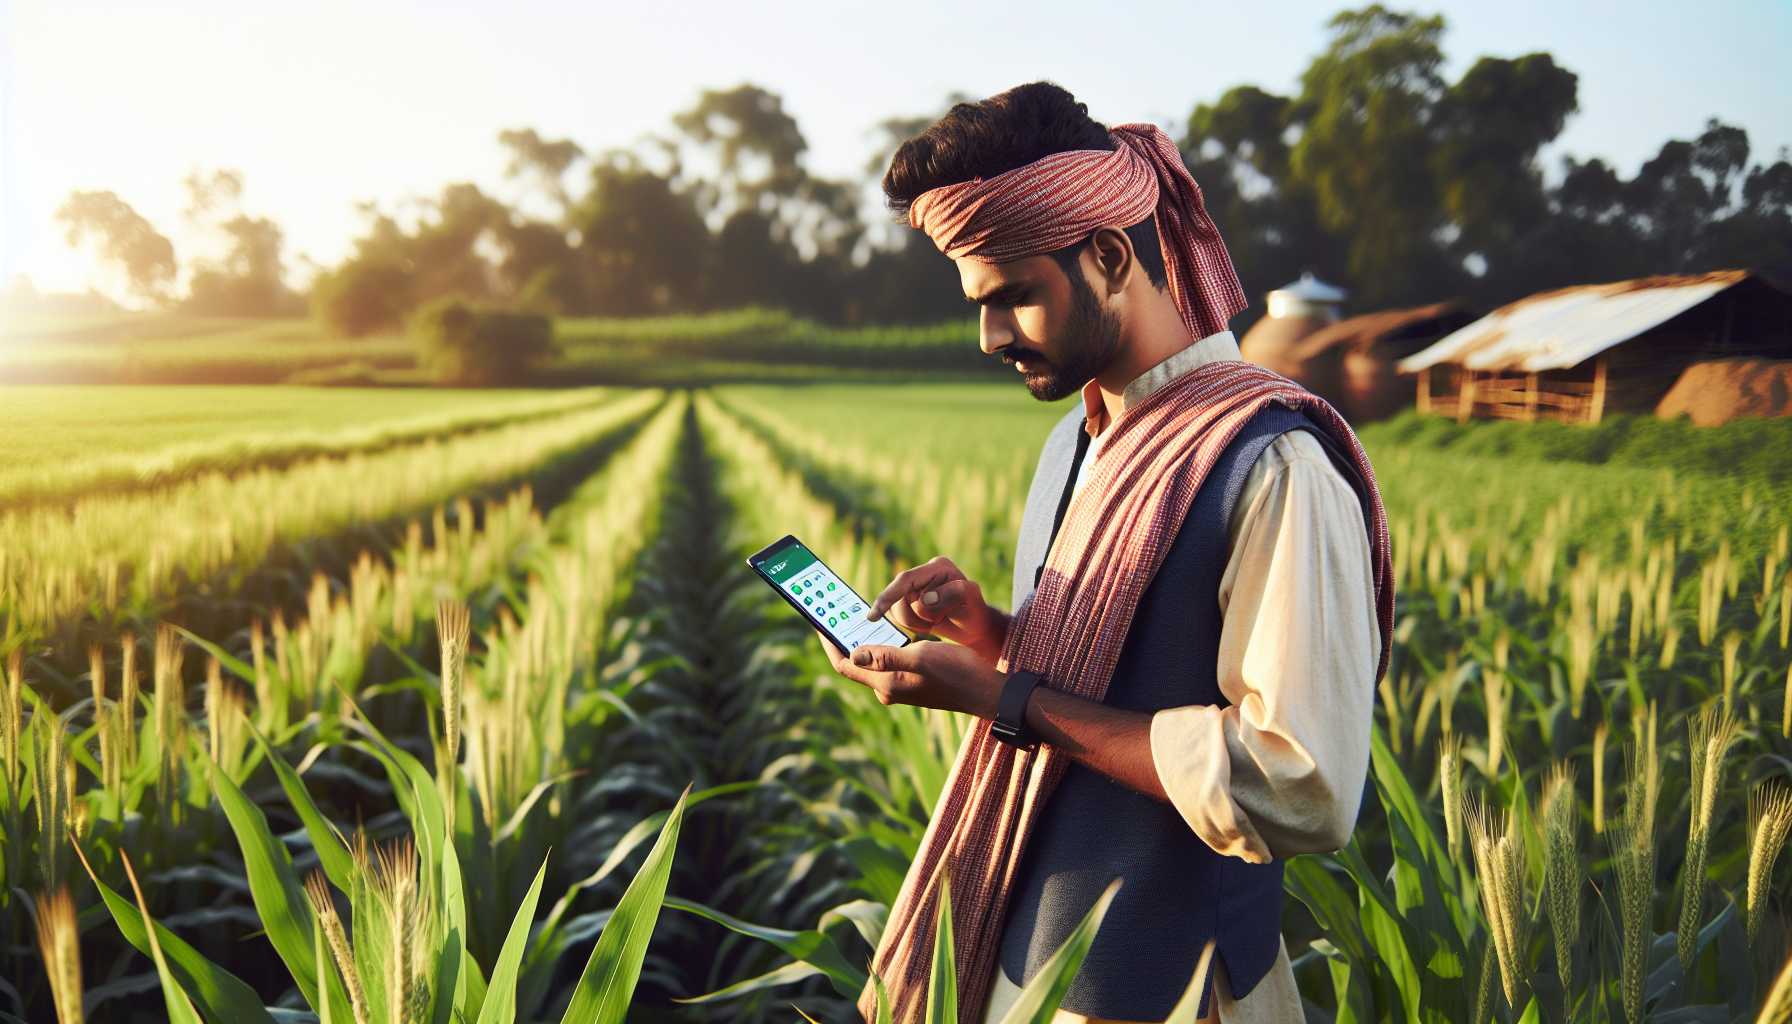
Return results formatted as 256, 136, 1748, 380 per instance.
979, 309, 1013, 356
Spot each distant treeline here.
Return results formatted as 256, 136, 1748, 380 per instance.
48, 6, 1792, 338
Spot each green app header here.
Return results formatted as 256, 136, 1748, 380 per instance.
763, 542, 817, 584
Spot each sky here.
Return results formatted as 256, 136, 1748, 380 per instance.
3, 0, 1789, 303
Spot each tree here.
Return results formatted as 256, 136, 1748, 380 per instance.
1289, 6, 1457, 308
497, 127, 585, 223
1430, 53, 1578, 300
179, 168, 304, 316
53, 190, 176, 306
662, 83, 868, 318
569, 150, 712, 316
1183, 84, 1349, 328
311, 183, 515, 335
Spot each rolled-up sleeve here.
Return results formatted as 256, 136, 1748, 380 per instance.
1147, 430, 1380, 863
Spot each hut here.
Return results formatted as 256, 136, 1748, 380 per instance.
1395, 270, 1792, 424
1281, 301, 1476, 423
1239, 272, 1346, 382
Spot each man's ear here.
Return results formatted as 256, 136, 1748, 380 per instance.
1086, 225, 1135, 297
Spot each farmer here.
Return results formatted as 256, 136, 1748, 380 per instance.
813, 81, 1395, 1024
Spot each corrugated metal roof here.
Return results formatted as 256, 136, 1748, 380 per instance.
1269, 271, 1348, 303
1396, 270, 1752, 374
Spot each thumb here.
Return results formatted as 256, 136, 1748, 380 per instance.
851, 644, 912, 671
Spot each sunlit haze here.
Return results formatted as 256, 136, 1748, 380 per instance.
4, 0, 1789, 302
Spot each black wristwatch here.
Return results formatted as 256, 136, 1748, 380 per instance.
991, 669, 1045, 750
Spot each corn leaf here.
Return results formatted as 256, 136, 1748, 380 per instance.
926, 871, 956, 1024
245, 720, 354, 893
996, 876, 1122, 1024
556, 783, 691, 1024
1163, 938, 1218, 1024
663, 896, 866, 999
208, 754, 354, 1020
109, 851, 207, 1024
75, 843, 275, 1024
476, 853, 550, 1024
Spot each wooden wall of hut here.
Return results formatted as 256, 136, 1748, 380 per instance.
1417, 360, 1608, 423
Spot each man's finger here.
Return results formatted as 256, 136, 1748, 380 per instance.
905, 578, 970, 623
868, 559, 960, 621
878, 601, 928, 636
849, 643, 917, 674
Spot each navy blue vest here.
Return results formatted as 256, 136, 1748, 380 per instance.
999, 398, 1365, 1021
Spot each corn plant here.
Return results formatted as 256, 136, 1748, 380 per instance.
72, 683, 695, 1024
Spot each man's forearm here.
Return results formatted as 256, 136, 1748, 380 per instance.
1019, 685, 1169, 804
974, 607, 1167, 802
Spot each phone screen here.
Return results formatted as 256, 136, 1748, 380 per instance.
750, 536, 910, 652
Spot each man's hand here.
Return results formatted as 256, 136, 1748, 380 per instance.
815, 631, 1005, 720
865, 556, 1008, 665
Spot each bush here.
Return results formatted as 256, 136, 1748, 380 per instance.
410, 296, 556, 386
311, 257, 416, 337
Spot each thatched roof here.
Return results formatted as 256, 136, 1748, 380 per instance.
1288, 301, 1471, 364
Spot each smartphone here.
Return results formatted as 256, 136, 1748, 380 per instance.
747, 534, 912, 653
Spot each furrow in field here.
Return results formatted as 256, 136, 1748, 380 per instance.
551, 391, 884, 1021
612, 392, 967, 1022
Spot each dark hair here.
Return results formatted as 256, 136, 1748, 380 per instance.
882, 81, 1168, 291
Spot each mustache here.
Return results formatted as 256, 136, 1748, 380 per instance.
1001, 349, 1048, 366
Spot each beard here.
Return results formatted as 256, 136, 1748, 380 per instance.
1009, 266, 1125, 402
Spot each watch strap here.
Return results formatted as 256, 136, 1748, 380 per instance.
992, 669, 1044, 749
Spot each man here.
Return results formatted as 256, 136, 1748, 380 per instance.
814, 81, 1394, 1024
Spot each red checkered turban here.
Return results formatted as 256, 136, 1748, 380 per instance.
907, 122, 1248, 338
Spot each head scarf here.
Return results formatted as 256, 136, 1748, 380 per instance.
907, 122, 1248, 338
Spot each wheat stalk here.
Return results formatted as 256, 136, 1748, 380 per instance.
1542, 761, 1581, 988
118, 632, 139, 770
34, 886, 85, 1024
436, 597, 470, 772
1747, 782, 1792, 948
1679, 703, 1739, 971
304, 871, 370, 1024
1613, 700, 1660, 1024
1723, 631, 1743, 714
2, 648, 23, 808
1593, 720, 1608, 835
34, 710, 73, 887
1483, 658, 1507, 778
1440, 732, 1464, 860
1467, 792, 1529, 1009
152, 622, 186, 811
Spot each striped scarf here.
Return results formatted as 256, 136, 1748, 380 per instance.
856, 362, 1396, 1022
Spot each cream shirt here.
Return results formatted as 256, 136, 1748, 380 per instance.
979, 329, 1381, 1024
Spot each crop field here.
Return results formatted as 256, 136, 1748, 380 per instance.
3, 383, 1790, 1023
0, 310, 994, 388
